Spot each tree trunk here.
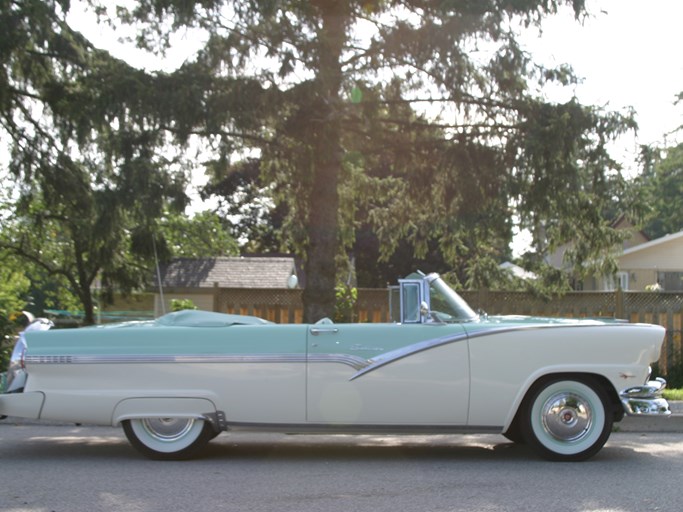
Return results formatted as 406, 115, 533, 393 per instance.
81, 288, 96, 326
302, 4, 347, 323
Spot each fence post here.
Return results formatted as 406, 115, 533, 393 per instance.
615, 287, 624, 319
477, 289, 489, 314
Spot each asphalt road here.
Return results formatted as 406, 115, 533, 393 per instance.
1, 423, 682, 512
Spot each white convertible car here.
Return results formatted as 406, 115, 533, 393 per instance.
0, 272, 671, 461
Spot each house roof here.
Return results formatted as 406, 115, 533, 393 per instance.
499, 261, 537, 281
158, 257, 299, 289
621, 230, 683, 257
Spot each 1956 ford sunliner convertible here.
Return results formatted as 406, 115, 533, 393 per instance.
0, 272, 671, 461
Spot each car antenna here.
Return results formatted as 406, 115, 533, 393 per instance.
152, 234, 166, 316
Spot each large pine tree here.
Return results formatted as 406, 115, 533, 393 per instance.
2, 1, 637, 321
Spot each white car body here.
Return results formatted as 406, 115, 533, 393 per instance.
1, 273, 670, 461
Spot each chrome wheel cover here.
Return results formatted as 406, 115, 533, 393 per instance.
140, 418, 197, 443
541, 392, 592, 442
527, 379, 610, 459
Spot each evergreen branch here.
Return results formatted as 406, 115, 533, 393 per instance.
159, 124, 277, 146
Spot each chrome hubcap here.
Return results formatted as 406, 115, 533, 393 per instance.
541, 392, 592, 442
141, 418, 196, 443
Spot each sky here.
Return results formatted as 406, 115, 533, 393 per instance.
521, 0, 683, 160
63, 1, 683, 256
71, 0, 683, 166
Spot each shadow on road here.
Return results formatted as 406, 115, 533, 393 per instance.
2, 424, 678, 464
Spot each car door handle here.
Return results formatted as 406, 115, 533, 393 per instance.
309, 328, 339, 336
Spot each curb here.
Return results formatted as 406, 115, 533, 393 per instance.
617, 415, 683, 433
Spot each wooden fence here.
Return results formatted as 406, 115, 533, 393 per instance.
217, 287, 683, 376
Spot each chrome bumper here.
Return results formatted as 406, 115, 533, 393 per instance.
620, 377, 671, 416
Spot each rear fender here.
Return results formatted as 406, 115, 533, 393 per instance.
0, 392, 45, 419
112, 397, 218, 427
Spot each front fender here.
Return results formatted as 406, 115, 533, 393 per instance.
500, 365, 634, 431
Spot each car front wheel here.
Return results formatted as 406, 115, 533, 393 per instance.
122, 417, 215, 460
521, 377, 613, 461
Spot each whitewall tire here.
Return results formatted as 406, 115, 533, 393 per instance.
123, 417, 215, 460
521, 377, 613, 461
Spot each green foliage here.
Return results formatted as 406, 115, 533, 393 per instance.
201, 158, 286, 254
170, 298, 198, 312
160, 211, 239, 258
663, 388, 683, 401
653, 362, 683, 391
0, 255, 31, 372
0, 0, 193, 324
636, 143, 683, 239
333, 283, 357, 323
1, 316, 13, 374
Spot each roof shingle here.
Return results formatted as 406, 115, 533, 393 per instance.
159, 257, 298, 289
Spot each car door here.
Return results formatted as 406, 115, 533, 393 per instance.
306, 322, 470, 425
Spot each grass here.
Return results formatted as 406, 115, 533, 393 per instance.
663, 388, 683, 401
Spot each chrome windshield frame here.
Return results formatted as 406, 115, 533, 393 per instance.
425, 273, 479, 323
395, 272, 478, 324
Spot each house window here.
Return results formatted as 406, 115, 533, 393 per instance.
657, 272, 683, 291
617, 272, 629, 291
604, 272, 629, 291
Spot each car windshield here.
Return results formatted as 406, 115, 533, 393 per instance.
428, 275, 479, 323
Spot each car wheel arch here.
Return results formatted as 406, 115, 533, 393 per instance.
504, 372, 621, 436
111, 397, 219, 426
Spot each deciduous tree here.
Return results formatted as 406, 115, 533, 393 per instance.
635, 142, 683, 239
1, 0, 189, 324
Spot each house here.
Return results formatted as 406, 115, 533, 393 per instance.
499, 261, 537, 281
546, 216, 650, 272
153, 256, 300, 316
607, 230, 683, 291
548, 216, 683, 291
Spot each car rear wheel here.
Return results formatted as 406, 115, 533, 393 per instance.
521, 377, 613, 461
122, 417, 215, 460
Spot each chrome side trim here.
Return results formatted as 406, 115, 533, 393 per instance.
24, 353, 369, 371
308, 354, 368, 371
24, 354, 308, 365
349, 332, 469, 381
464, 323, 643, 341
347, 322, 643, 382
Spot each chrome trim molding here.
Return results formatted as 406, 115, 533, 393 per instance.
25, 354, 308, 365
349, 332, 469, 381
308, 354, 368, 370
464, 322, 645, 341
24, 323, 650, 380
25, 353, 369, 371
347, 323, 643, 382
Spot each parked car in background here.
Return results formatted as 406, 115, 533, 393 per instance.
0, 272, 670, 461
